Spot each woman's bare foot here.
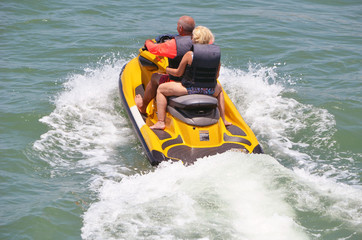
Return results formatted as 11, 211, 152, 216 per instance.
150, 121, 166, 130
135, 94, 146, 113
223, 119, 232, 126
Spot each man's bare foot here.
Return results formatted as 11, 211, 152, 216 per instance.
135, 94, 146, 113
150, 121, 166, 130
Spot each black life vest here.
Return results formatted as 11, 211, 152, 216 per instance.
168, 35, 193, 81
181, 44, 221, 88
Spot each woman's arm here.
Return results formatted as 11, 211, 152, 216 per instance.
165, 51, 193, 77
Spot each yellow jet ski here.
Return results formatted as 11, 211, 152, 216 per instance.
119, 47, 263, 165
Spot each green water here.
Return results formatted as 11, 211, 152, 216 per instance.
1, 0, 361, 239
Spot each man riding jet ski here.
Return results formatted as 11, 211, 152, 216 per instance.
135, 16, 195, 117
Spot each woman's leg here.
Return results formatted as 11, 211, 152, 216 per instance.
213, 83, 232, 126
150, 82, 188, 130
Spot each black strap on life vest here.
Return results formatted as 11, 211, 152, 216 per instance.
168, 35, 193, 81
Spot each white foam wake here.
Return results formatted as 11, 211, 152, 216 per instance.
219, 64, 360, 184
220, 64, 334, 160
82, 153, 308, 240
33, 56, 133, 174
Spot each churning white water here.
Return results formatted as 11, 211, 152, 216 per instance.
33, 56, 361, 239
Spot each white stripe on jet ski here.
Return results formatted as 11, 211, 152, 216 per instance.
130, 105, 145, 129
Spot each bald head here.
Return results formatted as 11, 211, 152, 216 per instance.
178, 16, 195, 35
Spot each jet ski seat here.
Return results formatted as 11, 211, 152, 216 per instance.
167, 94, 220, 126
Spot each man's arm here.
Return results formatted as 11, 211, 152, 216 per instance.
145, 39, 177, 59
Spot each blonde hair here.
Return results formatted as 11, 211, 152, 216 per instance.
192, 26, 214, 44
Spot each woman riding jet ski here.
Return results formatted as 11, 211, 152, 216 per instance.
150, 26, 231, 130
119, 26, 263, 166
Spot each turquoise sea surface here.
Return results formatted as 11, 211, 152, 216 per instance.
1, 0, 361, 239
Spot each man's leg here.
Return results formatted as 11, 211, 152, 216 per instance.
135, 73, 162, 113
